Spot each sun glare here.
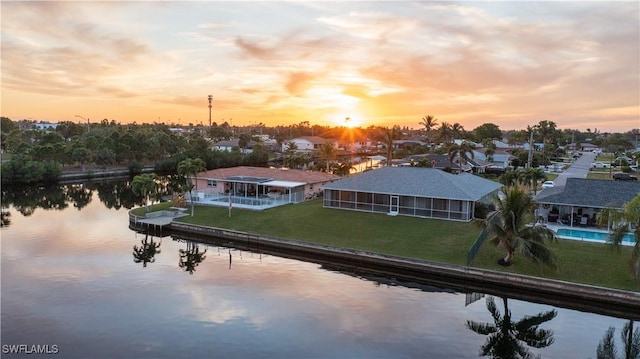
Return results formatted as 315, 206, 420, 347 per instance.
330, 113, 363, 128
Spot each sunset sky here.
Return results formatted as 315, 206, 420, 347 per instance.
2, 1, 639, 132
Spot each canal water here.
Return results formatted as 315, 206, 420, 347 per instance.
0, 182, 634, 358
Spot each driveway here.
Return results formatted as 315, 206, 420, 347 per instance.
552, 151, 596, 186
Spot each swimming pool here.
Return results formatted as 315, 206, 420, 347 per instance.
556, 228, 636, 246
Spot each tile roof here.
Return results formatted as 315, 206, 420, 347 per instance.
534, 178, 640, 208
322, 166, 502, 201
198, 166, 341, 184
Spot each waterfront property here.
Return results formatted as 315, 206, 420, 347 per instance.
191, 166, 341, 210
534, 178, 640, 228
322, 166, 502, 221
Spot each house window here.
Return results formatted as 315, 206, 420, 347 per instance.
207, 180, 217, 187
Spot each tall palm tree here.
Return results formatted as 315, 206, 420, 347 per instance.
132, 235, 161, 268
499, 169, 520, 187
177, 158, 206, 217
317, 142, 337, 172
131, 173, 158, 212
419, 115, 438, 147
483, 139, 497, 163
535, 120, 557, 144
448, 141, 475, 172
597, 320, 640, 359
381, 126, 399, 166
467, 296, 557, 359
597, 194, 640, 279
451, 122, 465, 141
480, 185, 557, 268
518, 168, 547, 195
238, 133, 251, 153
438, 122, 453, 144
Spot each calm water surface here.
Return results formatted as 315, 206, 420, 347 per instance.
0, 188, 633, 358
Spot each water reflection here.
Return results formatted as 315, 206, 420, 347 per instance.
2, 183, 636, 358
466, 296, 557, 359
0, 177, 182, 217
1, 210, 10, 227
597, 320, 640, 359
178, 242, 207, 274
132, 234, 162, 268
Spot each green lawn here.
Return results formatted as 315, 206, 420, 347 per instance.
135, 200, 640, 292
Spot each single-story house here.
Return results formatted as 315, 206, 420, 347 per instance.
533, 178, 640, 226
191, 166, 340, 210
322, 166, 503, 221
283, 136, 338, 152
404, 154, 464, 173
565, 142, 598, 152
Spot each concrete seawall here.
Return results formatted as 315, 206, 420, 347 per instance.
129, 213, 640, 320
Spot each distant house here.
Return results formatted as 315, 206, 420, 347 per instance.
283, 136, 337, 152
33, 122, 58, 130
565, 142, 598, 152
404, 154, 463, 173
322, 166, 502, 221
213, 139, 254, 153
472, 148, 514, 169
533, 178, 640, 226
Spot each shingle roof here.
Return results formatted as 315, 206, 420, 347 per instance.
534, 178, 640, 208
198, 166, 341, 184
322, 166, 502, 201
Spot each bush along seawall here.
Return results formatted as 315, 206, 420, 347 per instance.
129, 210, 640, 321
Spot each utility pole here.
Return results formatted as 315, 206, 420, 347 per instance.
527, 128, 534, 168
208, 95, 213, 127
75, 115, 89, 133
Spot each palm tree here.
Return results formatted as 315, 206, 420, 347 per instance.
317, 142, 337, 172
438, 122, 453, 144
451, 122, 465, 141
597, 320, 640, 359
535, 120, 557, 144
179, 242, 207, 275
483, 139, 497, 163
467, 296, 557, 359
518, 168, 547, 195
131, 173, 158, 212
480, 185, 557, 268
177, 158, 206, 217
597, 194, 640, 279
419, 115, 438, 147
499, 169, 520, 187
448, 141, 475, 172
330, 162, 355, 176
132, 235, 161, 268
380, 126, 400, 166
238, 133, 251, 153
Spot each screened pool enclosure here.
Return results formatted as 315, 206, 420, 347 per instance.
322, 167, 502, 222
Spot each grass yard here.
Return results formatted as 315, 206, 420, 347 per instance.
135, 200, 640, 292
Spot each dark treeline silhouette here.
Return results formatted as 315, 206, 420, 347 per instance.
2, 117, 638, 185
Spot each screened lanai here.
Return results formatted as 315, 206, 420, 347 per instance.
322, 167, 502, 222
191, 166, 341, 210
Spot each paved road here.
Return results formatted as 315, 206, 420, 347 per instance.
552, 151, 596, 186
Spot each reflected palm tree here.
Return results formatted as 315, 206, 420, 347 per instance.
132, 235, 161, 268
466, 296, 557, 359
597, 320, 640, 359
179, 242, 207, 275
1, 210, 11, 227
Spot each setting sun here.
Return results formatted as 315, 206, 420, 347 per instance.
329, 112, 365, 128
